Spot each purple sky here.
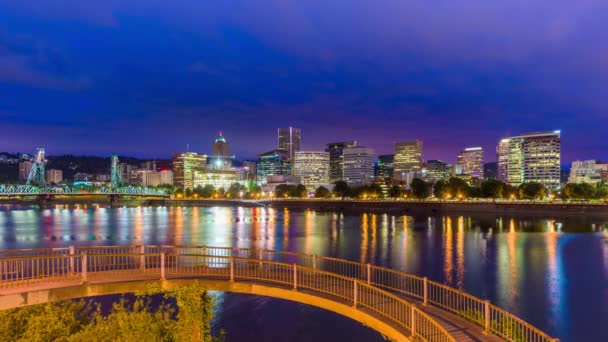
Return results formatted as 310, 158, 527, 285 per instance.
0, 0, 607, 163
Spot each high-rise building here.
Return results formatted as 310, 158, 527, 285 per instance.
457, 147, 484, 179
172, 152, 207, 189
343, 146, 375, 185
496, 139, 509, 182
293, 151, 330, 190
325, 141, 357, 183
46, 169, 63, 184
211, 131, 232, 169
497, 131, 561, 189
18, 160, 32, 182
377, 154, 395, 179
139, 170, 174, 187
278, 127, 301, 160
424, 160, 451, 183
568, 160, 608, 184
394, 140, 423, 182
242, 161, 257, 182
256, 149, 292, 183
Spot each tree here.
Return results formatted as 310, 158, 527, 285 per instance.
293, 184, 308, 197
433, 180, 449, 199
562, 183, 596, 199
503, 184, 518, 199
480, 179, 505, 198
227, 183, 247, 198
518, 182, 546, 199
447, 177, 471, 198
185, 188, 193, 198
388, 185, 403, 198
215, 187, 226, 198
333, 181, 350, 198
275, 184, 294, 198
314, 186, 331, 198
597, 181, 608, 199
201, 184, 215, 198
410, 178, 431, 199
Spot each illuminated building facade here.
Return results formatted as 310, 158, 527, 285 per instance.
210, 131, 233, 169
498, 131, 561, 188
139, 170, 173, 187
394, 140, 423, 182
294, 151, 330, 190
278, 127, 301, 160
569, 160, 608, 184
377, 154, 394, 179
424, 160, 451, 183
18, 160, 32, 182
343, 146, 375, 185
172, 152, 206, 189
257, 149, 292, 183
325, 140, 357, 183
193, 168, 246, 190
457, 147, 484, 179
46, 169, 63, 184
497, 139, 509, 182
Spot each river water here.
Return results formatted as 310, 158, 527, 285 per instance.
0, 204, 606, 342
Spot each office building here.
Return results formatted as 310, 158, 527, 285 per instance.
394, 140, 423, 182
497, 131, 561, 189
261, 175, 301, 194
139, 170, 173, 187
278, 127, 301, 159
569, 160, 608, 184
294, 151, 330, 190
210, 131, 232, 169
457, 147, 484, 179
343, 146, 375, 185
377, 154, 394, 179
257, 149, 292, 183
496, 139, 509, 182
424, 160, 451, 183
325, 141, 357, 183
18, 160, 32, 182
193, 168, 246, 190
172, 152, 207, 189
46, 169, 63, 184
242, 161, 257, 182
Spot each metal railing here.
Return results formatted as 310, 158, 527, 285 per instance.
0, 245, 558, 342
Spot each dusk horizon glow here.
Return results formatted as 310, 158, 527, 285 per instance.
0, 1, 606, 163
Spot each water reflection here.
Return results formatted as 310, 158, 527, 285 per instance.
0, 205, 606, 341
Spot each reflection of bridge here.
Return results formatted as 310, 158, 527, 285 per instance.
0, 246, 556, 342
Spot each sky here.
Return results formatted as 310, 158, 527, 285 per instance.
0, 0, 606, 163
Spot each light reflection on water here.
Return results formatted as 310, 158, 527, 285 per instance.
0, 204, 607, 341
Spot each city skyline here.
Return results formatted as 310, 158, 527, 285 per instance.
0, 1, 606, 163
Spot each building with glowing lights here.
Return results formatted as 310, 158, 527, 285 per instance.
457, 147, 484, 179
343, 146, 375, 185
294, 151, 330, 190
257, 149, 292, 183
568, 160, 608, 184
172, 152, 207, 189
18, 159, 32, 182
325, 141, 357, 183
376, 154, 394, 179
46, 169, 63, 184
193, 168, 246, 190
496, 139, 509, 182
497, 131, 561, 188
139, 170, 173, 187
278, 127, 301, 160
210, 131, 233, 169
394, 140, 423, 183
424, 160, 451, 183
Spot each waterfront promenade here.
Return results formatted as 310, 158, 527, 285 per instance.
0, 245, 557, 342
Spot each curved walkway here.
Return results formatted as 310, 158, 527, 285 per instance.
0, 245, 556, 342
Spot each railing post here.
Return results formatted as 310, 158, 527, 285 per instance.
160, 252, 166, 280
484, 300, 490, 335
410, 305, 416, 338
353, 279, 358, 307
69, 245, 75, 274
366, 263, 371, 284
258, 249, 263, 268
230, 256, 234, 282
293, 263, 297, 290
423, 277, 428, 306
140, 245, 145, 271
313, 255, 317, 270
81, 253, 87, 283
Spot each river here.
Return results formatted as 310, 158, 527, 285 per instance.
0, 204, 606, 341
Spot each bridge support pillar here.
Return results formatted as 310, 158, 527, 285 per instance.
109, 194, 120, 207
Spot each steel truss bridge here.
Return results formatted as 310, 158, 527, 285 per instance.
0, 184, 168, 197
0, 245, 557, 342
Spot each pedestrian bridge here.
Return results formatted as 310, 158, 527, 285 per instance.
0, 245, 556, 342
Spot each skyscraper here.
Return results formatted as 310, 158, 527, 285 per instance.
394, 140, 423, 182
293, 151, 330, 190
172, 152, 206, 189
278, 127, 301, 160
497, 131, 561, 189
425, 160, 451, 183
256, 149, 292, 183
325, 140, 357, 183
457, 147, 484, 179
377, 154, 395, 179
568, 160, 608, 184
496, 139, 509, 182
343, 146, 375, 185
212, 131, 230, 157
